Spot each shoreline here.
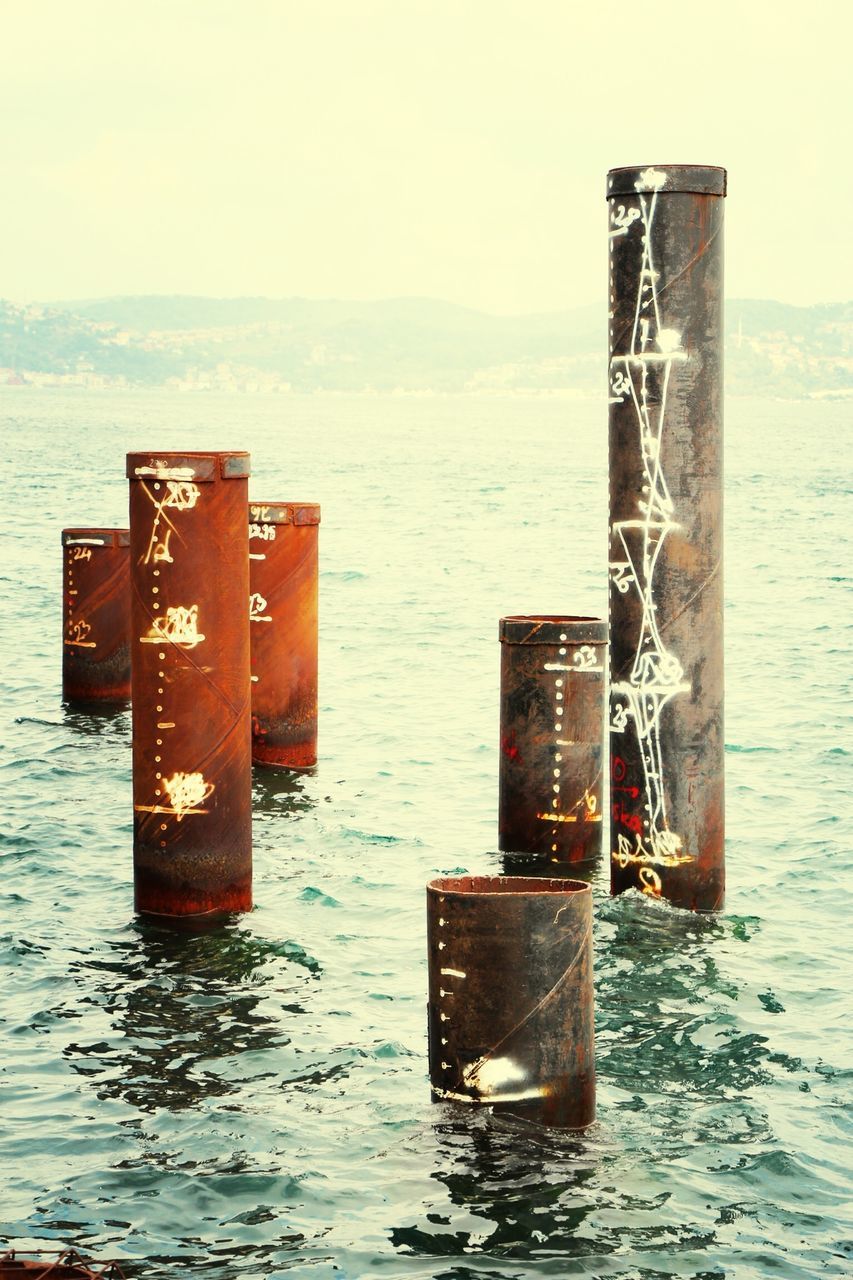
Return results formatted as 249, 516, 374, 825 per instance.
0, 383, 850, 403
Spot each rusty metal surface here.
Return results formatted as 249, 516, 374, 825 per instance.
127, 451, 252, 918
0, 1250, 125, 1279
607, 164, 726, 910
427, 875, 594, 1128
249, 501, 320, 770
500, 851, 598, 886
62, 529, 131, 703
499, 616, 607, 864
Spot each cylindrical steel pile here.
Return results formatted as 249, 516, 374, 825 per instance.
427, 875, 595, 1129
127, 451, 252, 918
607, 164, 726, 911
499, 615, 607, 864
249, 501, 320, 770
62, 528, 131, 703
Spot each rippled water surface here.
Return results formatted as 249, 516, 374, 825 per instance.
1, 390, 850, 1278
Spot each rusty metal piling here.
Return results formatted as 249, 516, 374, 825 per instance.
62, 528, 131, 703
249, 501, 320, 770
127, 451, 252, 919
427, 875, 595, 1128
499, 616, 607, 864
607, 164, 726, 910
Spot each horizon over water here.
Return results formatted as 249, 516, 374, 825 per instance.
0, 390, 851, 1279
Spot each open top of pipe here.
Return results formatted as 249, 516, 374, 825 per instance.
499, 615, 607, 646
607, 164, 727, 198
428, 875, 590, 897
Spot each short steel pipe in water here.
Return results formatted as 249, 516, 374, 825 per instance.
426, 875, 594, 1129
499, 616, 607, 864
249, 501, 320, 770
607, 163, 726, 911
62, 528, 131, 703
127, 451, 252, 919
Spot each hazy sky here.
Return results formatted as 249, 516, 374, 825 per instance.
1, 0, 849, 313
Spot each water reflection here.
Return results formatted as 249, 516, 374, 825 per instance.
60, 703, 131, 740
141, 1240, 307, 1279
592, 890, 797, 1260
593, 895, 775, 1102
252, 765, 316, 819
391, 1112, 600, 1262
63, 922, 320, 1112
15, 704, 131, 743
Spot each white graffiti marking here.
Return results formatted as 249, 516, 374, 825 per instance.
572, 645, 602, 672
609, 203, 642, 239
65, 619, 96, 649
249, 522, 277, 542
134, 463, 196, 480
163, 771, 215, 820
140, 480, 201, 565
609, 561, 634, 594
609, 175, 693, 867
249, 592, 272, 623
140, 604, 205, 648
135, 770, 215, 822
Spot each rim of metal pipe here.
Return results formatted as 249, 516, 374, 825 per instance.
125, 450, 251, 481
606, 164, 727, 197
427, 874, 591, 897
62, 528, 130, 547
499, 615, 607, 646
249, 502, 322, 526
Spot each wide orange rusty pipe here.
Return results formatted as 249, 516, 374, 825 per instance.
127, 451, 252, 918
249, 501, 320, 770
62, 528, 131, 703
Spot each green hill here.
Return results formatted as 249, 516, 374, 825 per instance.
0, 295, 849, 396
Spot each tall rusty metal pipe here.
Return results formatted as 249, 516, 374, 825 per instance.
62, 528, 131, 703
127, 451, 252, 918
607, 164, 726, 910
427, 875, 594, 1129
499, 616, 607, 865
249, 501, 320, 770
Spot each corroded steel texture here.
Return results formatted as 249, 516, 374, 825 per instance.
499, 616, 607, 864
127, 451, 252, 917
501, 852, 597, 886
607, 164, 726, 911
62, 529, 131, 703
427, 875, 594, 1129
249, 501, 320, 770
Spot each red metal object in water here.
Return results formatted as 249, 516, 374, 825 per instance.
62, 528, 131, 703
427, 875, 595, 1129
499, 616, 607, 864
0, 1250, 125, 1279
249, 501, 320, 770
127, 451, 252, 918
607, 164, 726, 911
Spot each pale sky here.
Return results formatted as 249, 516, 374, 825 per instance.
1, 0, 849, 313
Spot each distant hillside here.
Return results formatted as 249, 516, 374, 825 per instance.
0, 295, 849, 397
724, 300, 852, 397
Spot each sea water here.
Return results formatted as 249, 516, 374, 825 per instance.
0, 390, 850, 1278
